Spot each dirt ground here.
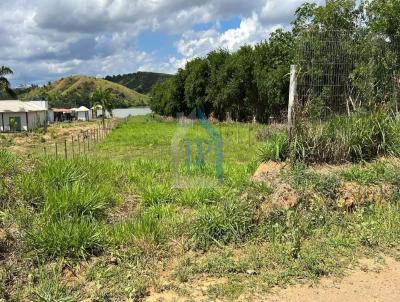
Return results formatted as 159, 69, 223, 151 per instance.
145, 257, 400, 302
262, 257, 400, 302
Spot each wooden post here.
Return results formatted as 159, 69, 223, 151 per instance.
87, 131, 90, 151
236, 121, 239, 144
288, 64, 297, 142
248, 122, 251, 146
55, 142, 58, 158
78, 134, 81, 154
44, 146, 47, 157
64, 140, 67, 160
71, 136, 74, 158
83, 135, 86, 154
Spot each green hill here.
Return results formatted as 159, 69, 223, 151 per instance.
19, 75, 149, 108
105, 71, 173, 94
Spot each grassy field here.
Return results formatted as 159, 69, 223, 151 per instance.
1, 115, 400, 301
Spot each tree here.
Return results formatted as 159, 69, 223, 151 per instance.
222, 45, 257, 121
0, 66, 16, 99
206, 49, 231, 120
90, 88, 115, 129
184, 58, 212, 115
254, 30, 294, 122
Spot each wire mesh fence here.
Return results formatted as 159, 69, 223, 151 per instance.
297, 29, 400, 116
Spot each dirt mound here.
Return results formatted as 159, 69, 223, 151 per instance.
253, 161, 299, 212
337, 182, 393, 209
252, 161, 287, 181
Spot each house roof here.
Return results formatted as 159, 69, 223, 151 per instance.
75, 106, 90, 112
0, 100, 46, 113
52, 108, 72, 113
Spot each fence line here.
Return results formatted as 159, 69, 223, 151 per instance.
37, 120, 118, 160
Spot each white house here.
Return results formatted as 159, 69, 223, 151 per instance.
75, 106, 91, 121
0, 100, 48, 132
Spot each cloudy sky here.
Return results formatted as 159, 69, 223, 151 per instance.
0, 0, 323, 86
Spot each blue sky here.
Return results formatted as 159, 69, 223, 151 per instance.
0, 0, 323, 86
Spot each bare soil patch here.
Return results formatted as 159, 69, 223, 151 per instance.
261, 257, 400, 302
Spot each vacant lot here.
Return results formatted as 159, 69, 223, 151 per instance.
1, 115, 399, 301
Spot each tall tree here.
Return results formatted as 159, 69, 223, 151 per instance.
255, 30, 294, 122
206, 49, 231, 120
0, 66, 16, 99
184, 58, 211, 115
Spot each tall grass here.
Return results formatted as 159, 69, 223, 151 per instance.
258, 111, 400, 164
292, 111, 400, 164
16, 157, 121, 259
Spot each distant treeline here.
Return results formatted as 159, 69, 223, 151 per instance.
149, 0, 400, 122
105, 71, 173, 94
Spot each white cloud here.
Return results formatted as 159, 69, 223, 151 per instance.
0, 0, 319, 85
175, 13, 282, 60
260, 0, 324, 24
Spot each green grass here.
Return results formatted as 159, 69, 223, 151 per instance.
1, 115, 400, 301
291, 111, 400, 164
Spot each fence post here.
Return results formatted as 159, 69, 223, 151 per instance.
288, 64, 297, 144
71, 136, 74, 158
236, 121, 239, 144
44, 146, 47, 157
78, 134, 81, 154
55, 142, 58, 158
87, 131, 90, 151
248, 122, 251, 146
64, 140, 67, 160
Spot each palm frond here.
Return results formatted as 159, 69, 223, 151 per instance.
0, 66, 13, 77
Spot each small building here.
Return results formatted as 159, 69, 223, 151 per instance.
76, 106, 91, 121
51, 108, 73, 122
0, 100, 48, 132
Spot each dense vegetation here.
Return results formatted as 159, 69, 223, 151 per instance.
19, 75, 149, 108
149, 0, 400, 122
1, 116, 400, 300
105, 71, 173, 94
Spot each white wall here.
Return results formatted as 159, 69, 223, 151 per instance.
27, 111, 46, 130
1, 112, 28, 131
77, 111, 90, 121
0, 111, 46, 132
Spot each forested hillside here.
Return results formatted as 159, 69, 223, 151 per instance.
105, 71, 173, 94
19, 75, 149, 108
